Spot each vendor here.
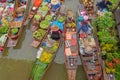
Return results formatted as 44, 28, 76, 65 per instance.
66, 10, 74, 23
77, 16, 92, 35
49, 0, 61, 13
51, 25, 62, 40
96, 0, 112, 11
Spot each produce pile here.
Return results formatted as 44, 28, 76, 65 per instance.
94, 11, 120, 79
34, 14, 41, 20
84, 0, 94, 14
43, 42, 59, 53
66, 22, 76, 28
45, 15, 52, 21
33, 61, 47, 80
33, 29, 47, 40
57, 16, 66, 22
40, 51, 53, 63
40, 20, 50, 29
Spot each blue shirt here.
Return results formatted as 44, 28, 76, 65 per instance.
96, 0, 112, 10
50, 2, 61, 12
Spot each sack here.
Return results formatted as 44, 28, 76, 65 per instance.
34, 0, 42, 7
51, 31, 60, 40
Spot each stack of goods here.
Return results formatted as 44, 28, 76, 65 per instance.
65, 32, 77, 56
83, 0, 94, 16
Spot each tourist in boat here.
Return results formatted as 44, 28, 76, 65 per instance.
49, 0, 61, 15
96, 0, 112, 11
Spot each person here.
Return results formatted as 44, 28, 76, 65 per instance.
96, 0, 112, 11
51, 25, 62, 40
49, 0, 61, 14
66, 10, 74, 23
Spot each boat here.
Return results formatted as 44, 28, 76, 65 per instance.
23, 0, 43, 26
28, 12, 66, 80
7, 0, 29, 47
78, 0, 95, 19
64, 10, 78, 80
30, 0, 63, 48
0, 0, 15, 52
77, 10, 103, 80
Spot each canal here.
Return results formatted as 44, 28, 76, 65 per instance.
0, 0, 87, 80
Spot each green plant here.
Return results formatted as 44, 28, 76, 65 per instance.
11, 27, 19, 34
0, 25, 9, 34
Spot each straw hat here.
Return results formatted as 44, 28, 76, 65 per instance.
67, 10, 74, 18
51, 0, 59, 5
51, 26, 59, 31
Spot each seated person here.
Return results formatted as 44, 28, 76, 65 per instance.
49, 0, 61, 12
77, 20, 92, 34
66, 10, 74, 23
96, 0, 112, 11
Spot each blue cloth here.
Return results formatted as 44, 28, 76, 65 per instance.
45, 0, 50, 3
96, 0, 112, 10
51, 20, 64, 31
0, 20, 2, 25
50, 2, 61, 12
14, 16, 23, 21
77, 22, 91, 33
77, 16, 83, 22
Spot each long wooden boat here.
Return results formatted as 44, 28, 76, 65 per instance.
0, 0, 15, 52
64, 10, 78, 80
7, 0, 29, 47
29, 13, 66, 80
23, 0, 43, 26
77, 10, 103, 80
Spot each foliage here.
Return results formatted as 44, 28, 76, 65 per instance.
96, 12, 115, 30
108, 0, 119, 11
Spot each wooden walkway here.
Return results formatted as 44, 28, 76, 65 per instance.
114, 10, 120, 40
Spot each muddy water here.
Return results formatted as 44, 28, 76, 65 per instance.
44, 62, 87, 80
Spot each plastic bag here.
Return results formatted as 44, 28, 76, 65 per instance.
34, 0, 42, 7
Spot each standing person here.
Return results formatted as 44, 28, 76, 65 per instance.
96, 0, 112, 11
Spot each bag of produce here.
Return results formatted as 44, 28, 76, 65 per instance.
34, 0, 42, 7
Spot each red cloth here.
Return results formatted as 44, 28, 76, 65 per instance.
0, 47, 3, 51
34, 0, 42, 7
80, 33, 86, 38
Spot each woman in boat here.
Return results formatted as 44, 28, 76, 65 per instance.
96, 0, 112, 11
77, 15, 92, 35
49, 0, 61, 15
51, 25, 62, 40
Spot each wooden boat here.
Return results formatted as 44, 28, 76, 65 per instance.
78, 0, 95, 19
0, 0, 15, 52
64, 10, 78, 80
23, 0, 43, 26
30, 1, 63, 48
77, 10, 103, 80
28, 13, 65, 80
7, 0, 29, 47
